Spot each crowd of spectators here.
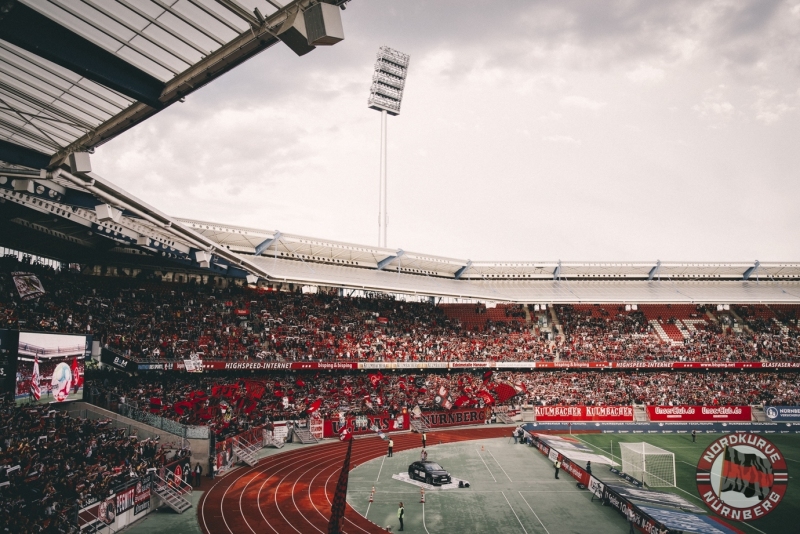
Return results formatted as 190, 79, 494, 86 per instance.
0, 398, 182, 534
86, 368, 800, 441
1, 256, 798, 365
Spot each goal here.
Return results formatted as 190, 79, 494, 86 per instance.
620, 442, 676, 487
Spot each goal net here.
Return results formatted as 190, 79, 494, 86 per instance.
620, 442, 676, 487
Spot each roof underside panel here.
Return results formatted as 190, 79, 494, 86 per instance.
246, 255, 800, 303
0, 0, 314, 161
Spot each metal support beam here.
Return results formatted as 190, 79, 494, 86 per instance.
454, 260, 472, 279
648, 260, 661, 281
0, 140, 50, 169
377, 249, 404, 270
0, 3, 165, 108
255, 232, 282, 255
743, 260, 760, 280
553, 260, 562, 281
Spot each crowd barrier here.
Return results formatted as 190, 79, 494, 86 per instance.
117, 402, 209, 439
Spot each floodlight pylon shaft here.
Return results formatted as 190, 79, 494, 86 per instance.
379, 109, 388, 247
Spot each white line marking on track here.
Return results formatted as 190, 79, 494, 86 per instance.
376, 454, 386, 482
519, 491, 550, 534
487, 449, 513, 482
502, 491, 528, 534
422, 502, 430, 534
476, 448, 497, 482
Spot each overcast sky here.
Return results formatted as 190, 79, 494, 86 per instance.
93, 0, 800, 263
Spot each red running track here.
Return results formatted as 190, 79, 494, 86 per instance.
198, 426, 511, 534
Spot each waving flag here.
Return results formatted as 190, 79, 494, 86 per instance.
307, 398, 323, 415
30, 356, 41, 400
328, 438, 353, 533
721, 446, 773, 500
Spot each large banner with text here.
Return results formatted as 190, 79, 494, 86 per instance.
646, 405, 751, 422
534, 405, 634, 422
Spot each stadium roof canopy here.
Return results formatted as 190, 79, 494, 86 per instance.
0, 0, 347, 168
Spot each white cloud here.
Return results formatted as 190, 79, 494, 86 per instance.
542, 135, 580, 145
626, 64, 665, 84
752, 87, 795, 124
693, 87, 735, 119
559, 95, 606, 110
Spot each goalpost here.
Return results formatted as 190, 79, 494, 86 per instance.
620, 442, 676, 487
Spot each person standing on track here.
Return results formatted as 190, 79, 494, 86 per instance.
398, 502, 405, 531
554, 459, 561, 479
388, 438, 394, 457
421, 431, 426, 449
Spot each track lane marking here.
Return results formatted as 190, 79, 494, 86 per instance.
518, 491, 551, 534
502, 491, 529, 534
476, 448, 498, 482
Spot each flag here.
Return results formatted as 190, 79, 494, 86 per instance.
493, 381, 518, 403
30, 356, 41, 400
720, 446, 773, 500
12, 272, 45, 301
338, 426, 353, 442
328, 438, 353, 534
371, 424, 387, 440
306, 398, 322, 415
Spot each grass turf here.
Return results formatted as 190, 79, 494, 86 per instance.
573, 432, 800, 534
348, 436, 629, 533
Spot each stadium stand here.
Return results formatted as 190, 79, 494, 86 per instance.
2, 257, 799, 365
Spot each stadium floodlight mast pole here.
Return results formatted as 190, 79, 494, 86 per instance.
368, 46, 410, 248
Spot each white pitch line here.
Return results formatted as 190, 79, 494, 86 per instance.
376, 454, 386, 482
519, 491, 551, 534
501, 491, 528, 534
487, 449, 513, 482
476, 448, 497, 482
365, 502, 371, 519
422, 502, 430, 534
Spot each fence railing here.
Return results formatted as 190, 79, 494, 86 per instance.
116, 402, 209, 439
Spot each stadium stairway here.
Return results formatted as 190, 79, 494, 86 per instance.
410, 417, 430, 433
153, 473, 192, 514
264, 432, 285, 448
233, 436, 261, 467
495, 412, 515, 424
633, 405, 649, 422
751, 405, 769, 422
289, 426, 318, 444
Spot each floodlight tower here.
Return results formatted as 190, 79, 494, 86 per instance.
368, 46, 410, 248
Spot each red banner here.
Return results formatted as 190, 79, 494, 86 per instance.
534, 405, 634, 422
156, 360, 800, 372
323, 412, 409, 438
199, 361, 359, 371
419, 407, 490, 428
646, 405, 752, 422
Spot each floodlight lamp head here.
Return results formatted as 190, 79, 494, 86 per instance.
368, 46, 410, 116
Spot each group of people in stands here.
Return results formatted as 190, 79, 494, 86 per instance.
86, 368, 800, 443
0, 398, 183, 534
1, 257, 797, 365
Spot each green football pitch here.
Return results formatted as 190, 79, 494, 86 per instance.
347, 433, 800, 534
